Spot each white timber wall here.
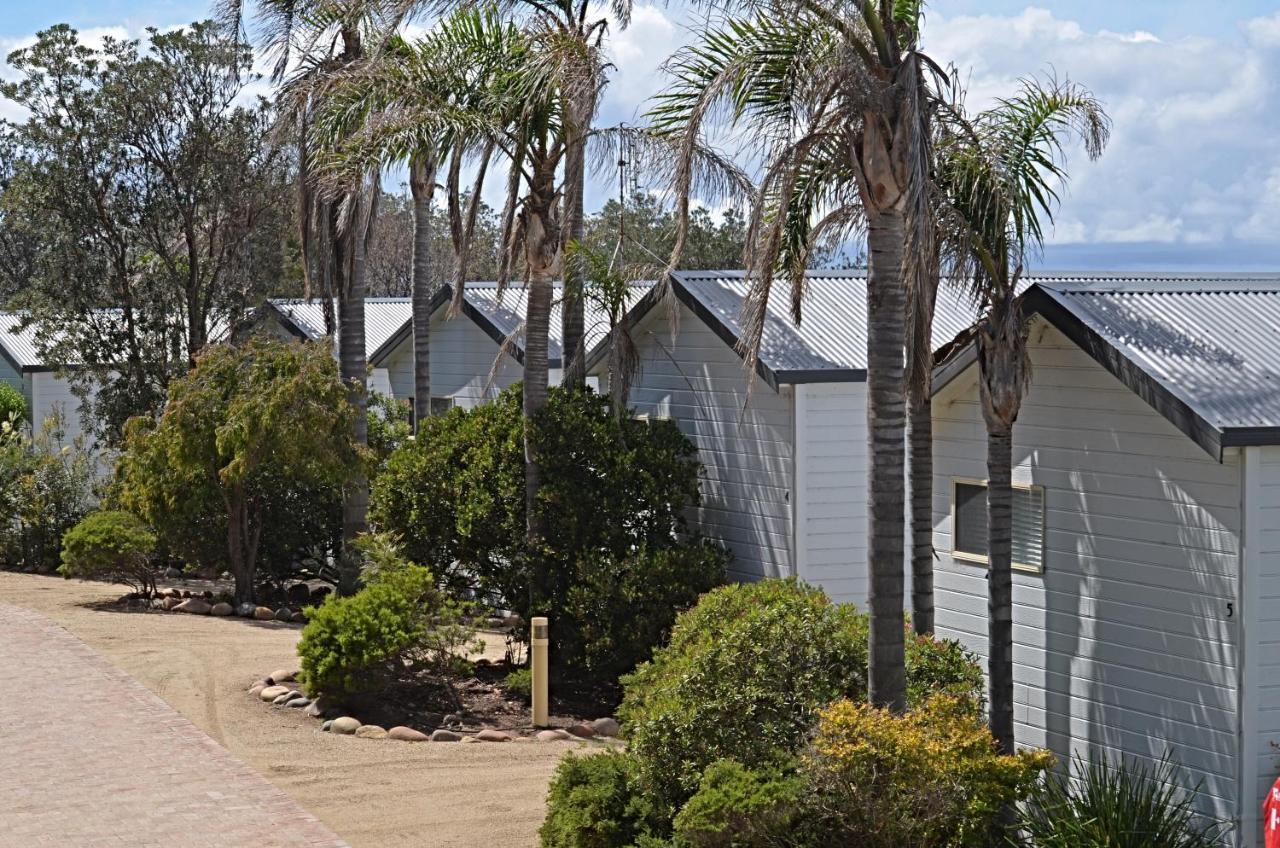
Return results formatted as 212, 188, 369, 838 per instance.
383, 340, 414, 401
429, 310, 521, 409
794, 383, 869, 605
932, 318, 1243, 826
29, 371, 91, 450
1249, 445, 1280, 846
626, 301, 794, 583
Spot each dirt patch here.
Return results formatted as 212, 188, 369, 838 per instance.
1, 571, 579, 848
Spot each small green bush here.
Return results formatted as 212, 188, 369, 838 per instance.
1016, 753, 1233, 848
539, 752, 665, 848
0, 383, 27, 426
297, 543, 480, 698
672, 759, 804, 848
59, 510, 158, 598
618, 579, 983, 812
505, 667, 533, 702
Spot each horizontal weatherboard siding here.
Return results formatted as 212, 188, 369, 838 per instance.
932, 318, 1242, 824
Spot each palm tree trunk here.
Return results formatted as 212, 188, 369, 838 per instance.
909, 389, 934, 634
559, 97, 588, 389
410, 153, 437, 430
865, 209, 908, 713
986, 425, 1015, 754
336, 204, 372, 596
522, 161, 559, 553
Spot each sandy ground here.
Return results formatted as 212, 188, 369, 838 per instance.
0, 572, 575, 848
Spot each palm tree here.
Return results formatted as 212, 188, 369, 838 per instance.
649, 3, 942, 711
942, 78, 1109, 753
220, 0, 384, 594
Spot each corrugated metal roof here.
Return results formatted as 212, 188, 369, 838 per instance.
268, 299, 414, 360
1032, 275, 1280, 437
670, 270, 986, 380
0, 313, 47, 370
463, 281, 654, 364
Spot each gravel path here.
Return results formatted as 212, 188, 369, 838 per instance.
0, 573, 569, 848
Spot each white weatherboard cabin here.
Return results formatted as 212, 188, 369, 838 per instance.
585, 270, 989, 604
366, 281, 651, 412
0, 313, 92, 448
930, 276, 1280, 845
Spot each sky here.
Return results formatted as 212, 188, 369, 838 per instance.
1, 1, 1278, 272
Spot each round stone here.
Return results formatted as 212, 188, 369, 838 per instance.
388, 726, 430, 742
174, 599, 212, 615
475, 728, 512, 743
321, 720, 334, 732
286, 583, 312, 605
566, 724, 597, 739
274, 607, 292, 622
290, 611, 307, 623
252, 606, 275, 621
161, 597, 183, 611
330, 716, 360, 735
355, 725, 388, 739
259, 685, 290, 702
210, 602, 233, 616
429, 729, 461, 742
305, 697, 335, 718
535, 729, 572, 742
285, 697, 310, 709
272, 693, 292, 705
590, 717, 621, 738
266, 669, 296, 685
236, 602, 256, 617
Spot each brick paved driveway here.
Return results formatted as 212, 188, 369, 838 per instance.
0, 604, 348, 848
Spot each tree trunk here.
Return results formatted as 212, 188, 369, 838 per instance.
909, 389, 934, 634
559, 93, 588, 389
337, 204, 372, 596
227, 484, 254, 606
522, 160, 559, 564
410, 154, 436, 430
986, 426, 1015, 754
865, 209, 908, 713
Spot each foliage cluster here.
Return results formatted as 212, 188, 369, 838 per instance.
0, 385, 27, 426
59, 510, 158, 599
297, 535, 480, 701
115, 338, 361, 603
0, 413, 95, 573
371, 383, 727, 675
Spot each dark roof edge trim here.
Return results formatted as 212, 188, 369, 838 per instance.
368, 288, 451, 366
776, 367, 867, 384
453, 287, 562, 370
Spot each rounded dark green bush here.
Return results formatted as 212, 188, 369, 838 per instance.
59, 510, 158, 598
672, 759, 805, 848
539, 751, 665, 848
617, 579, 983, 812
371, 384, 725, 675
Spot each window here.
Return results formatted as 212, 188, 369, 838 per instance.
430, 396, 454, 416
951, 479, 1044, 573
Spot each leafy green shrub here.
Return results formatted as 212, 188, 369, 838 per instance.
618, 579, 983, 812
59, 510, 158, 598
672, 759, 804, 848
297, 540, 480, 699
804, 696, 1053, 848
0, 383, 27, 426
1016, 753, 1232, 848
505, 668, 533, 702
0, 411, 94, 573
539, 752, 665, 848
371, 384, 721, 674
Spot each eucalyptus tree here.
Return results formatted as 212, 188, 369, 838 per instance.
220, 0, 388, 593
650, 2, 943, 711
942, 79, 1108, 753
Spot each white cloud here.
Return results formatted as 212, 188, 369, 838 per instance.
922, 7, 1280, 252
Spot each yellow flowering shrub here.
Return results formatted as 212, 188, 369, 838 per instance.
806, 696, 1054, 848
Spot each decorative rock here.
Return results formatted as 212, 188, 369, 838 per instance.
274, 607, 292, 622
460, 736, 479, 743
174, 598, 212, 615
286, 583, 312, 606
249, 684, 266, 698
321, 720, 334, 732
236, 602, 256, 617
285, 697, 310, 709
430, 729, 462, 742
162, 587, 183, 599
161, 597, 183, 611
330, 716, 361, 735
210, 602, 233, 616
164, 566, 182, 579
476, 728, 513, 742
259, 685, 290, 702
535, 729, 572, 742
566, 724, 597, 739
305, 697, 335, 718
272, 693, 292, 705
591, 717, 621, 738
266, 669, 296, 685
252, 606, 275, 621
355, 725, 388, 739
442, 714, 462, 726
290, 611, 307, 624
388, 726, 430, 742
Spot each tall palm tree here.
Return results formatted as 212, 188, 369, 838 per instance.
220, 0, 384, 593
942, 78, 1108, 753
649, 2, 941, 710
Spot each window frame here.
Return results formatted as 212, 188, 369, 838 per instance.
949, 477, 1046, 575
